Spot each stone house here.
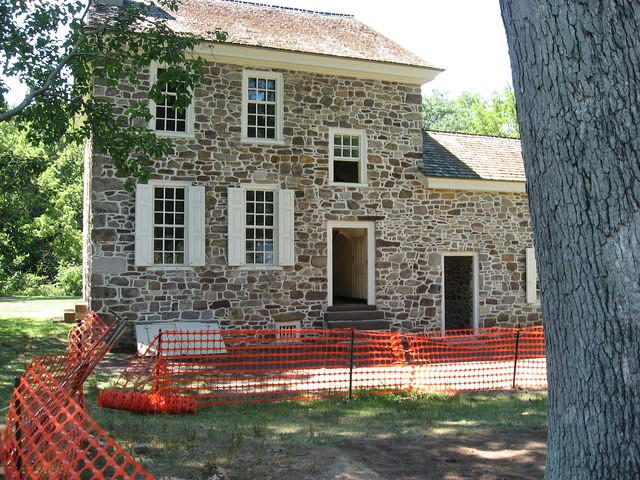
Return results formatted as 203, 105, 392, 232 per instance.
84, 0, 542, 339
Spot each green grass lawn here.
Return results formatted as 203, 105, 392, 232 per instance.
0, 317, 70, 407
1, 299, 548, 480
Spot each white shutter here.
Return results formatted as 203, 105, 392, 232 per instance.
135, 184, 154, 266
187, 186, 205, 266
526, 247, 537, 303
227, 188, 245, 266
277, 189, 295, 266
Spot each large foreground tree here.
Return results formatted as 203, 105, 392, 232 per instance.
499, 1, 640, 478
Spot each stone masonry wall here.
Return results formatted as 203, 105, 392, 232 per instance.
85, 60, 542, 340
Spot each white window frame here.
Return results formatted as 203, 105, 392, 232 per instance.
148, 63, 195, 138
241, 70, 284, 145
135, 180, 205, 268
227, 184, 295, 269
328, 128, 368, 186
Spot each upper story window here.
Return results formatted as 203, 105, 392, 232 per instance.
149, 66, 194, 137
135, 182, 205, 267
241, 70, 284, 144
329, 128, 368, 185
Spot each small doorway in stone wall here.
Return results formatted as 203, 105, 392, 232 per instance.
327, 221, 375, 306
442, 253, 479, 330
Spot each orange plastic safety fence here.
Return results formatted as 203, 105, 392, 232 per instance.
405, 326, 546, 391
1, 355, 154, 480
68, 311, 111, 355
63, 312, 117, 405
99, 326, 546, 411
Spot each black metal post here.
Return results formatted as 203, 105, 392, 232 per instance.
348, 328, 355, 399
14, 376, 23, 479
512, 329, 521, 389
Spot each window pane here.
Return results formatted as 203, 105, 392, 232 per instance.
334, 160, 360, 183
246, 76, 278, 139
153, 187, 186, 265
245, 189, 275, 265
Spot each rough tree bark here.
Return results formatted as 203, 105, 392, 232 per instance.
499, 1, 640, 478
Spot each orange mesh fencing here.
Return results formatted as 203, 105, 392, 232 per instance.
1, 355, 153, 480
405, 326, 546, 391
68, 311, 111, 355
99, 326, 546, 411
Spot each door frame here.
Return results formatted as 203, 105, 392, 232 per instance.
441, 252, 479, 330
327, 220, 376, 306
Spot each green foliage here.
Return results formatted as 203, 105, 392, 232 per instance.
423, 88, 519, 138
56, 263, 83, 296
0, 0, 227, 185
0, 119, 83, 297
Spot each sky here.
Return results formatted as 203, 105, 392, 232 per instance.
4, 0, 513, 105
268, 0, 514, 96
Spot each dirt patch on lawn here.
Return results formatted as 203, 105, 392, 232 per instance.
210, 428, 546, 480
332, 428, 546, 480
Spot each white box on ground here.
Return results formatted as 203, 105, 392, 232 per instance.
135, 321, 226, 355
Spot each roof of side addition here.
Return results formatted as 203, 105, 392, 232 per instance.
421, 131, 526, 182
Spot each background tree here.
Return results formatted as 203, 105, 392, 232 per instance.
423, 87, 519, 138
499, 1, 640, 478
0, 119, 82, 295
0, 0, 226, 183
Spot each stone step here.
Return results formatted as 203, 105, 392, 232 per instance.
63, 309, 77, 323
326, 304, 377, 312
75, 303, 88, 315
325, 319, 389, 330
324, 310, 385, 322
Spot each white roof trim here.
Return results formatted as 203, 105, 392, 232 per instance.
193, 43, 442, 85
421, 175, 527, 193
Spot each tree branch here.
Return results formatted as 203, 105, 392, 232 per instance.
0, 0, 96, 123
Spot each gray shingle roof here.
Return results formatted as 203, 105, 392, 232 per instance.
92, 0, 438, 69
421, 131, 525, 182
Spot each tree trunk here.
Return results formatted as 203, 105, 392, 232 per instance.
499, 1, 640, 478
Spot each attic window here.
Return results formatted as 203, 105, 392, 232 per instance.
242, 70, 283, 144
329, 129, 368, 185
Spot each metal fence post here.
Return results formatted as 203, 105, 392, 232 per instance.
348, 328, 355, 399
512, 328, 521, 388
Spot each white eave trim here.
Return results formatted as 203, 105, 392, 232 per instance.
193, 43, 442, 85
421, 175, 526, 193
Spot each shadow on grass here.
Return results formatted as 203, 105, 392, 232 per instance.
87, 391, 547, 480
0, 317, 69, 408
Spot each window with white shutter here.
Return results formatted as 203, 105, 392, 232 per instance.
135, 182, 205, 267
227, 185, 295, 267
